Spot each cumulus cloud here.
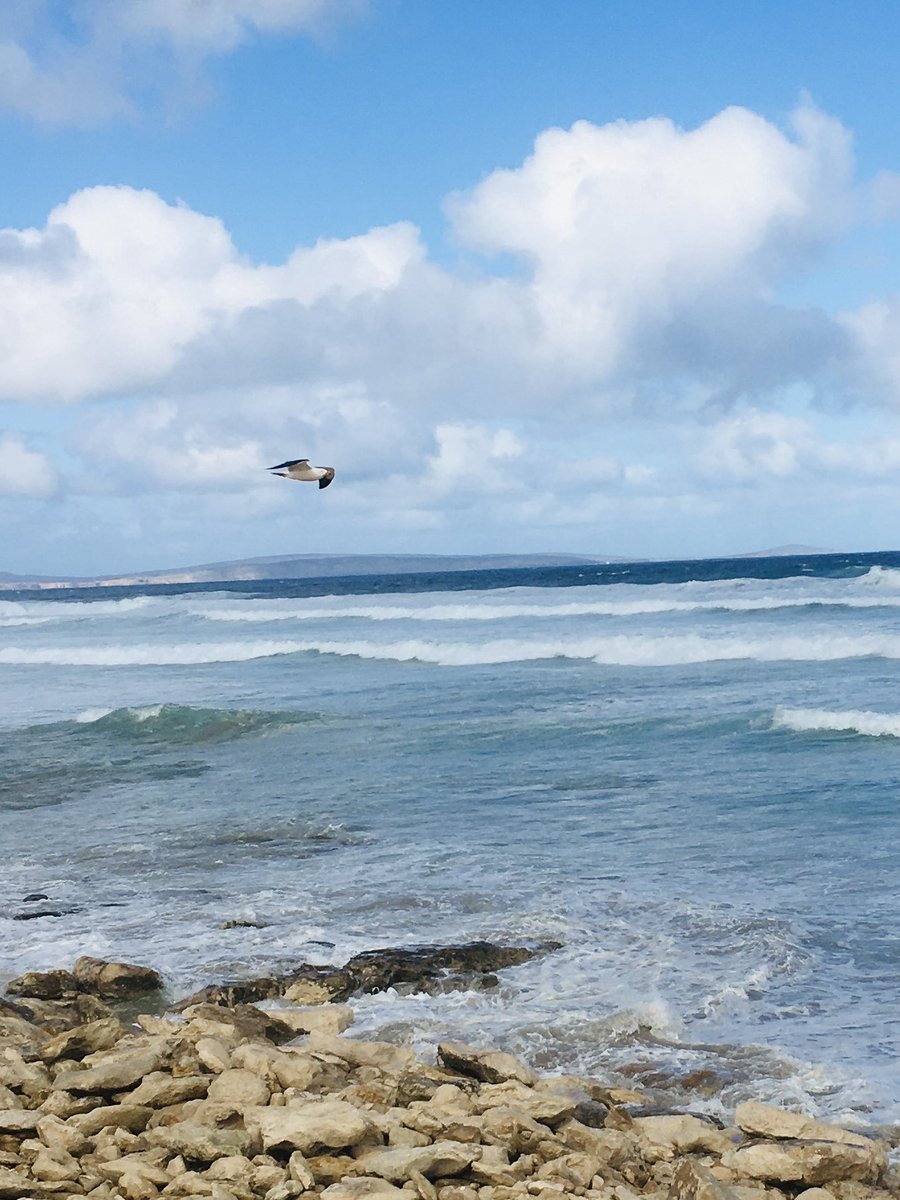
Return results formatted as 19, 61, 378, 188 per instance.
0, 0, 364, 125
0, 186, 422, 402
9, 101, 900, 557
0, 434, 57, 497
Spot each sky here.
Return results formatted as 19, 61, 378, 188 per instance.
6, 1, 900, 574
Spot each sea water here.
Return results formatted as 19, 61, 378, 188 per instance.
1, 552, 899, 1126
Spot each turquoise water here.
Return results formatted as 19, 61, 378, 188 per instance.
1, 553, 899, 1124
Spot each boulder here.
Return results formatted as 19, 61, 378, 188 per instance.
248, 1099, 370, 1154
54, 1046, 167, 1093
320, 1180, 408, 1200
146, 1119, 257, 1161
69, 1103, 155, 1136
4, 970, 78, 1000
634, 1115, 734, 1159
669, 1159, 742, 1200
274, 1004, 355, 1036
733, 1102, 879, 1149
207, 1068, 271, 1107
354, 1141, 482, 1181
0, 1108, 40, 1134
307, 1032, 416, 1074
723, 1138, 887, 1186
438, 1043, 537, 1086
128, 1071, 212, 1107
72, 956, 163, 999
39, 1016, 127, 1062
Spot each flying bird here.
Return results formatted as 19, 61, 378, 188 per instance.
267, 459, 335, 489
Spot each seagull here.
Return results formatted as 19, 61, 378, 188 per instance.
267, 459, 335, 489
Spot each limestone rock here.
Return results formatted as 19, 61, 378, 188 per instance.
472, 1082, 576, 1126
72, 956, 163, 999
354, 1140, 482, 1181
55, 1046, 166, 1093
70, 1102, 155, 1136
196, 1036, 232, 1074
733, 1102, 879, 1149
146, 1119, 257, 1161
307, 1032, 416, 1075
669, 1159, 742, 1200
0, 1107, 41, 1134
274, 1005, 355, 1036
207, 1068, 271, 1107
128, 1070, 212, 1107
438, 1044, 537, 1087
0, 1047, 52, 1093
320, 1179, 408, 1200
5, 970, 78, 1000
40, 1016, 127, 1063
249, 1100, 370, 1154
0, 1166, 31, 1197
634, 1115, 734, 1159
723, 1138, 887, 1186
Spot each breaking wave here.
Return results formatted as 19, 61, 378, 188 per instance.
11, 630, 900, 668
69, 703, 320, 744
773, 707, 900, 739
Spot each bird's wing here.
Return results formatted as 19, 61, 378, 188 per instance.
318, 469, 335, 489
268, 458, 309, 470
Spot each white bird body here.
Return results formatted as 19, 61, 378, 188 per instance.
268, 458, 335, 489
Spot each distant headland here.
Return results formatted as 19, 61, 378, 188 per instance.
0, 546, 840, 590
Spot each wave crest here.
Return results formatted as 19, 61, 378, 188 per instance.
773, 707, 900, 739
71, 703, 320, 744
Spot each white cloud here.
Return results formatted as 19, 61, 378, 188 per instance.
0, 185, 422, 402
9, 101, 900, 561
447, 105, 853, 382
0, 0, 364, 125
0, 434, 57, 497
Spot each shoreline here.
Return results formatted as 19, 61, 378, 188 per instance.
0, 955, 897, 1200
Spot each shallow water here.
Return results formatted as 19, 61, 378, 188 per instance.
2, 552, 899, 1124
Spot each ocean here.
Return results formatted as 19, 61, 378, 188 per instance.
1, 551, 899, 1128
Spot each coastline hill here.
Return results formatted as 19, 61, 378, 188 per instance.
0, 552, 628, 590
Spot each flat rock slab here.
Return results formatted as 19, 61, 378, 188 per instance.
355, 1140, 482, 1181
173, 940, 561, 1009
438, 1042, 538, 1086
249, 1099, 370, 1154
724, 1138, 888, 1185
54, 1046, 166, 1093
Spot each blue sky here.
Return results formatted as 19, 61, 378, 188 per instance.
5, 0, 900, 574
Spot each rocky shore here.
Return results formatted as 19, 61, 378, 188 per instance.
0, 951, 895, 1200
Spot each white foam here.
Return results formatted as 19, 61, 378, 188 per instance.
9, 630, 900, 668
774, 706, 900, 738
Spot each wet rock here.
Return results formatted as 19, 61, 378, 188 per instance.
180, 1003, 297, 1045
5, 970, 78, 1000
174, 942, 559, 1010
71, 956, 163, 999
438, 1044, 538, 1087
